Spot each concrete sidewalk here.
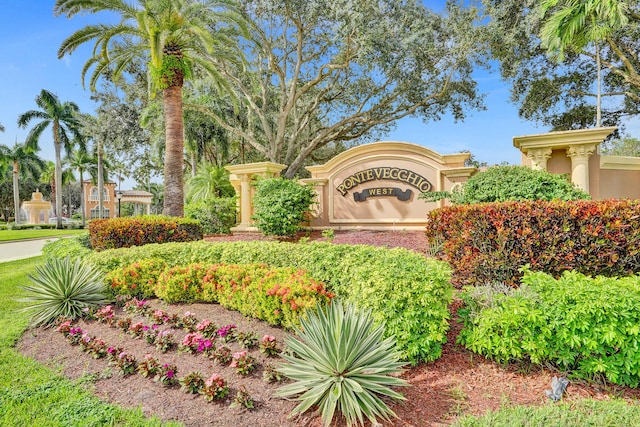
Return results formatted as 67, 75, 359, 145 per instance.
0, 238, 58, 263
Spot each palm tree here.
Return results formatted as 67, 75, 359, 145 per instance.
54, 0, 247, 217
186, 161, 234, 202
66, 148, 93, 227
0, 142, 45, 224
540, 0, 630, 127
18, 89, 84, 229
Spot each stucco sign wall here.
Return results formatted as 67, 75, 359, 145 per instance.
303, 141, 476, 229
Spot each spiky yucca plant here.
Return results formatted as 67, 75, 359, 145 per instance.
276, 300, 408, 427
21, 257, 107, 327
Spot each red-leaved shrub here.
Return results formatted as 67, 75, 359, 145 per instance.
89, 216, 203, 250
426, 199, 640, 287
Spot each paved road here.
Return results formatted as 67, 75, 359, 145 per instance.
0, 238, 58, 263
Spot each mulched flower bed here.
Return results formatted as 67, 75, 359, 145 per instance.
17, 230, 640, 426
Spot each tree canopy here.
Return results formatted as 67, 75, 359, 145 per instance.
193, 0, 487, 178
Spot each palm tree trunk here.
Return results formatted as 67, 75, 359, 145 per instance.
79, 170, 86, 227
163, 85, 185, 217
54, 140, 63, 229
12, 161, 20, 224
596, 41, 602, 128
98, 143, 104, 219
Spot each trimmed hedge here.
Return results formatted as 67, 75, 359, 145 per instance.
105, 258, 168, 298
83, 240, 453, 363
426, 199, 640, 287
89, 216, 203, 250
458, 269, 640, 387
42, 233, 92, 260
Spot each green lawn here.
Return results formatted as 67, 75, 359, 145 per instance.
0, 229, 86, 242
0, 257, 181, 427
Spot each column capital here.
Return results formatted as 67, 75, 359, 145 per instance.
566, 143, 597, 160
527, 147, 553, 170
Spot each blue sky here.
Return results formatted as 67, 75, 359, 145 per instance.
0, 1, 570, 187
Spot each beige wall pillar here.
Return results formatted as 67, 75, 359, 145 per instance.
226, 162, 287, 232
527, 148, 553, 170
566, 144, 597, 192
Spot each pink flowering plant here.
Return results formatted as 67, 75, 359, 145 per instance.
137, 353, 160, 378
152, 309, 170, 324
177, 311, 199, 332
84, 336, 108, 359
201, 373, 229, 401
179, 332, 204, 354
259, 335, 279, 356
106, 345, 125, 363
216, 324, 237, 343
155, 363, 178, 386
195, 319, 217, 338
124, 298, 150, 315
179, 371, 205, 394
230, 351, 257, 375
113, 351, 138, 376
143, 324, 159, 345
56, 320, 72, 337
95, 305, 115, 325
128, 321, 146, 338
67, 327, 84, 345
155, 330, 176, 353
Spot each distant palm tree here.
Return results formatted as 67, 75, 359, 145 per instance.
540, 0, 630, 127
66, 148, 93, 226
54, 0, 247, 217
187, 162, 234, 202
0, 142, 45, 224
18, 89, 84, 229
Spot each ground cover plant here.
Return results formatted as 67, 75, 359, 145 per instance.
15, 231, 640, 425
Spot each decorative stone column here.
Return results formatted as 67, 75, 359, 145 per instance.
566, 144, 597, 192
226, 162, 287, 232
527, 147, 553, 170
513, 127, 617, 199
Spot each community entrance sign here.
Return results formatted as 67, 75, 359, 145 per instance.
303, 141, 475, 229
227, 141, 476, 231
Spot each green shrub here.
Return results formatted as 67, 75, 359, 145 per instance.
458, 269, 640, 387
426, 199, 640, 287
89, 215, 203, 250
104, 258, 168, 298
421, 165, 590, 204
20, 257, 108, 327
86, 240, 453, 363
276, 301, 408, 427
201, 264, 335, 329
184, 197, 237, 235
154, 264, 207, 303
251, 178, 315, 237
42, 234, 92, 261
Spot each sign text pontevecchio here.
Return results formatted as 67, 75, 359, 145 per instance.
336, 167, 433, 198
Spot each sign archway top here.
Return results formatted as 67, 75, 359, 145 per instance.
306, 141, 470, 175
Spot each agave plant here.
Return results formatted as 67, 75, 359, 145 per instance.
276, 300, 408, 427
20, 257, 107, 327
